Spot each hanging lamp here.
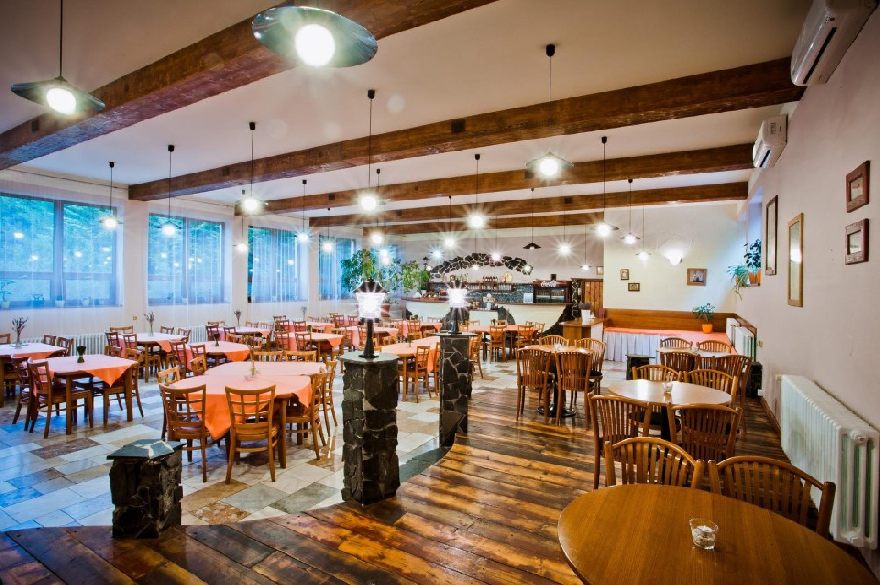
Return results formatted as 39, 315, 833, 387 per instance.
253, 5, 377, 68
622, 178, 639, 244
234, 189, 249, 253
370, 167, 384, 245
559, 213, 572, 256
580, 218, 591, 271
525, 44, 572, 179
523, 188, 541, 250
443, 195, 456, 249
358, 89, 379, 213
636, 194, 651, 260
240, 122, 263, 214
297, 180, 310, 243
11, 0, 104, 115
161, 145, 177, 237
100, 161, 119, 230
490, 206, 501, 262
467, 154, 486, 229
594, 136, 618, 237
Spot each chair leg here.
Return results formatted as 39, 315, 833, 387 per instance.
310, 421, 321, 459
328, 393, 337, 427
267, 437, 276, 482
43, 401, 52, 438
322, 402, 331, 437
225, 435, 236, 484
12, 394, 26, 424
200, 441, 208, 483
187, 439, 193, 462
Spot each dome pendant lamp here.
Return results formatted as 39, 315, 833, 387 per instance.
525, 44, 572, 179
622, 178, 639, 245
523, 188, 541, 251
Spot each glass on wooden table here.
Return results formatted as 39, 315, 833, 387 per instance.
689, 518, 718, 550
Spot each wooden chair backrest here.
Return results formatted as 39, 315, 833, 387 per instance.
590, 395, 651, 445
104, 344, 121, 357
686, 369, 739, 400
295, 331, 313, 347
515, 347, 550, 391
177, 328, 192, 343
660, 350, 696, 373
672, 403, 741, 462
292, 321, 308, 332
605, 437, 703, 488
225, 386, 276, 440
575, 338, 606, 372
632, 364, 679, 382
169, 340, 188, 368
713, 355, 753, 396
489, 325, 506, 342
121, 333, 138, 349
709, 455, 836, 538
190, 356, 208, 376
27, 361, 53, 396
160, 325, 176, 334
413, 346, 430, 370
157, 366, 180, 386
190, 344, 207, 358
494, 320, 507, 326
274, 331, 292, 351
54, 336, 73, 356
698, 340, 733, 353
538, 335, 567, 347
205, 325, 221, 340
286, 350, 318, 362
105, 331, 122, 348
42, 334, 57, 346
253, 350, 283, 362
109, 325, 133, 333
275, 319, 291, 331
555, 350, 593, 395
660, 337, 691, 348
159, 383, 207, 438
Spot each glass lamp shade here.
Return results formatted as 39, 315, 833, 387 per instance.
355, 279, 386, 319
447, 284, 468, 309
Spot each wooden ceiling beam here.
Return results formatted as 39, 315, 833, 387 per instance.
130, 58, 800, 201
363, 211, 606, 236
312, 182, 746, 227
0, 0, 497, 170
257, 143, 752, 215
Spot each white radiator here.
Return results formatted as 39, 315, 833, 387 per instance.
725, 317, 739, 340
733, 327, 756, 360
29, 325, 211, 355
781, 375, 878, 548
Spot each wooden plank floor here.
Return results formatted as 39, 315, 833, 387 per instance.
0, 388, 786, 584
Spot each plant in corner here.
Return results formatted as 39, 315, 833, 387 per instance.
727, 238, 762, 298
692, 302, 716, 333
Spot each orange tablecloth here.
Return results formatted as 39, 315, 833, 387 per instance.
0, 343, 64, 360
171, 361, 316, 439
191, 341, 250, 362
381, 336, 440, 372
44, 355, 136, 386
346, 326, 398, 347
138, 333, 184, 353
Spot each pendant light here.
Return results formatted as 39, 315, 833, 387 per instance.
636, 195, 651, 261
467, 154, 486, 229
490, 208, 501, 263
240, 122, 262, 214
297, 180, 310, 243
253, 5, 377, 68
580, 219, 591, 271
358, 89, 379, 213
11, 0, 105, 115
622, 178, 639, 244
443, 195, 456, 249
161, 145, 177, 237
559, 213, 572, 256
322, 207, 335, 253
594, 136, 618, 238
234, 189, 249, 253
525, 44, 572, 179
100, 161, 119, 230
523, 188, 541, 250
370, 167, 384, 245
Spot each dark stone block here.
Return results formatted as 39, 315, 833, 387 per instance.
438, 333, 474, 448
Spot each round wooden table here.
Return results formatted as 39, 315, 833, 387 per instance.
558, 484, 877, 584
606, 379, 731, 406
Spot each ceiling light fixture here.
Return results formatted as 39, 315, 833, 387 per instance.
636, 193, 650, 261
358, 89, 379, 213
234, 188, 249, 253
322, 207, 335, 253
442, 194, 456, 249
297, 179, 310, 243
240, 121, 263, 214
467, 153, 486, 229
622, 178, 639, 245
252, 5, 377, 68
525, 44, 572, 179
594, 136, 618, 238
161, 145, 177, 237
100, 161, 119, 230
523, 188, 541, 250
559, 211, 572, 255
11, 0, 105, 115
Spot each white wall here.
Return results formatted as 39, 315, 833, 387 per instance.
603, 203, 743, 313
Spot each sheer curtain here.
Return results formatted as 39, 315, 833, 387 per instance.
248, 226, 300, 303
319, 236, 356, 300
147, 214, 224, 305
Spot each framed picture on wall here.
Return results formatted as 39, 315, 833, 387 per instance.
596, 266, 604, 276
845, 219, 868, 265
686, 268, 707, 286
765, 195, 778, 275
788, 213, 804, 307
627, 282, 640, 292
620, 269, 630, 281
846, 161, 869, 212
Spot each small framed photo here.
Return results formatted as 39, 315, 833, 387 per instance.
845, 219, 868, 265
596, 266, 604, 276
620, 269, 630, 281
686, 268, 707, 286
627, 282, 640, 292
846, 161, 869, 212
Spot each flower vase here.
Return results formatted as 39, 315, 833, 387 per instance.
149, 324, 154, 335
76, 345, 86, 363
13, 333, 22, 348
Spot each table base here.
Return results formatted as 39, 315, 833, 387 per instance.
537, 406, 577, 418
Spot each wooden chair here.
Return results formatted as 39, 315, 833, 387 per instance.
42, 334, 57, 346
590, 395, 651, 489
160, 325, 176, 335
160, 383, 212, 482
116, 348, 145, 419
660, 337, 691, 349
27, 360, 93, 438
169, 340, 191, 378
103, 344, 122, 357
514, 325, 537, 349
285, 350, 317, 362
515, 348, 550, 418
0, 333, 10, 344
286, 373, 327, 459
225, 386, 282, 483
273, 331, 293, 352
660, 350, 696, 374
554, 350, 593, 427
205, 324, 221, 343
685, 369, 739, 400
295, 331, 316, 353
253, 350, 283, 362
632, 364, 680, 382
190, 355, 208, 376
54, 336, 73, 356
105, 331, 123, 350
320, 360, 339, 434
11, 357, 31, 424
576, 338, 606, 395
488, 325, 507, 361
468, 335, 483, 380
698, 340, 733, 353
157, 367, 181, 440
670, 403, 741, 462
714, 354, 753, 434
292, 320, 308, 332
709, 455, 836, 538
109, 325, 133, 334
402, 346, 431, 402
539, 335, 567, 347
604, 437, 703, 488
494, 320, 508, 326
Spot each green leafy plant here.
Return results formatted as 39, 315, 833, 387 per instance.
744, 239, 762, 272
727, 239, 762, 298
341, 249, 380, 293
692, 302, 716, 323
400, 260, 429, 292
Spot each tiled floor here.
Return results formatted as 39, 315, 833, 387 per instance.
0, 356, 629, 531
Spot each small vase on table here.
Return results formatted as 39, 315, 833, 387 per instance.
76, 345, 87, 363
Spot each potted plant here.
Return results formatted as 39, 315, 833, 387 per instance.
744, 239, 762, 285
692, 302, 716, 333
0, 280, 13, 309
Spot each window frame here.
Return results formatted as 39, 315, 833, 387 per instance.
319, 235, 357, 300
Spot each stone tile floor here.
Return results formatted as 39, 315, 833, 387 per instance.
0, 357, 627, 530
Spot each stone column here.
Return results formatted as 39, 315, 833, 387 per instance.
340, 352, 400, 505
438, 332, 475, 448
107, 439, 183, 539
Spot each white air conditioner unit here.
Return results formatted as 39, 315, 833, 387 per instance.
752, 115, 788, 169
791, 0, 877, 86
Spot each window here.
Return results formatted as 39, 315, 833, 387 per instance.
319, 236, 356, 300
247, 226, 301, 303
0, 193, 118, 308
147, 214, 225, 305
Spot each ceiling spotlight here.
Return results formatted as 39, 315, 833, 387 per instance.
526, 153, 573, 179
580, 263, 591, 271
559, 243, 572, 256
234, 241, 248, 253
523, 241, 541, 250
370, 232, 384, 245
252, 5, 377, 68
623, 232, 638, 245
443, 236, 456, 249
637, 250, 651, 261
359, 192, 378, 212
322, 240, 335, 252
297, 231, 310, 243
467, 214, 486, 229
490, 252, 501, 262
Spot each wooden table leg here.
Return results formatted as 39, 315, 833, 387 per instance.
124, 368, 133, 422
65, 377, 73, 435
278, 404, 287, 468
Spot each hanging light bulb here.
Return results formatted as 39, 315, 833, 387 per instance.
295, 23, 336, 66
523, 188, 541, 250
235, 241, 248, 253
444, 236, 455, 249
637, 250, 651, 261
233, 189, 249, 252
431, 249, 443, 260
358, 89, 380, 215
467, 153, 486, 229
621, 178, 639, 245
322, 207, 335, 252
370, 231, 384, 245
471, 264, 480, 271
467, 215, 486, 229
524, 45, 572, 178
623, 233, 638, 245
297, 179, 310, 243
594, 136, 618, 238
162, 145, 177, 237
359, 192, 378, 212
580, 263, 591, 271
240, 122, 263, 214
100, 161, 119, 230
559, 243, 572, 256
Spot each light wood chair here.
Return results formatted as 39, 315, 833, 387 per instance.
632, 364, 680, 382
554, 349, 593, 427
176, 328, 192, 344
714, 354, 753, 434
224, 385, 282, 483
160, 383, 212, 482
605, 437, 703, 488
54, 336, 73, 356
709, 455, 836, 538
42, 334, 57, 346
685, 369, 739, 400
590, 394, 651, 489
109, 325, 134, 334
190, 355, 208, 376
252, 350, 283, 362
468, 335, 483, 380
539, 335, 567, 347
401, 346, 431, 402
11, 357, 31, 424
205, 324, 221, 343
273, 331, 293, 352
0, 333, 10, 344
514, 325, 537, 349
157, 366, 181, 441
27, 360, 93, 438
160, 325, 176, 335
660, 350, 696, 374
169, 340, 192, 378
116, 348, 145, 419
285, 350, 318, 362
286, 373, 327, 459
660, 337, 691, 349
698, 340, 733, 353
670, 403, 741, 462
488, 325, 507, 361
320, 359, 339, 433
295, 331, 316, 353
576, 338, 606, 395
515, 347, 550, 418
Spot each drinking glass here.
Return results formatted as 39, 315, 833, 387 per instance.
689, 518, 718, 550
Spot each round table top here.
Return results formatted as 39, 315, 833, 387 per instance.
557, 484, 877, 585
192, 340, 249, 355
137, 333, 183, 343
606, 379, 731, 406
0, 342, 64, 359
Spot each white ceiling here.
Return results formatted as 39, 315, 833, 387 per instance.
3, 0, 810, 218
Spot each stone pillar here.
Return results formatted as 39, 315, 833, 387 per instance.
107, 439, 183, 539
340, 352, 400, 505
439, 332, 475, 448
